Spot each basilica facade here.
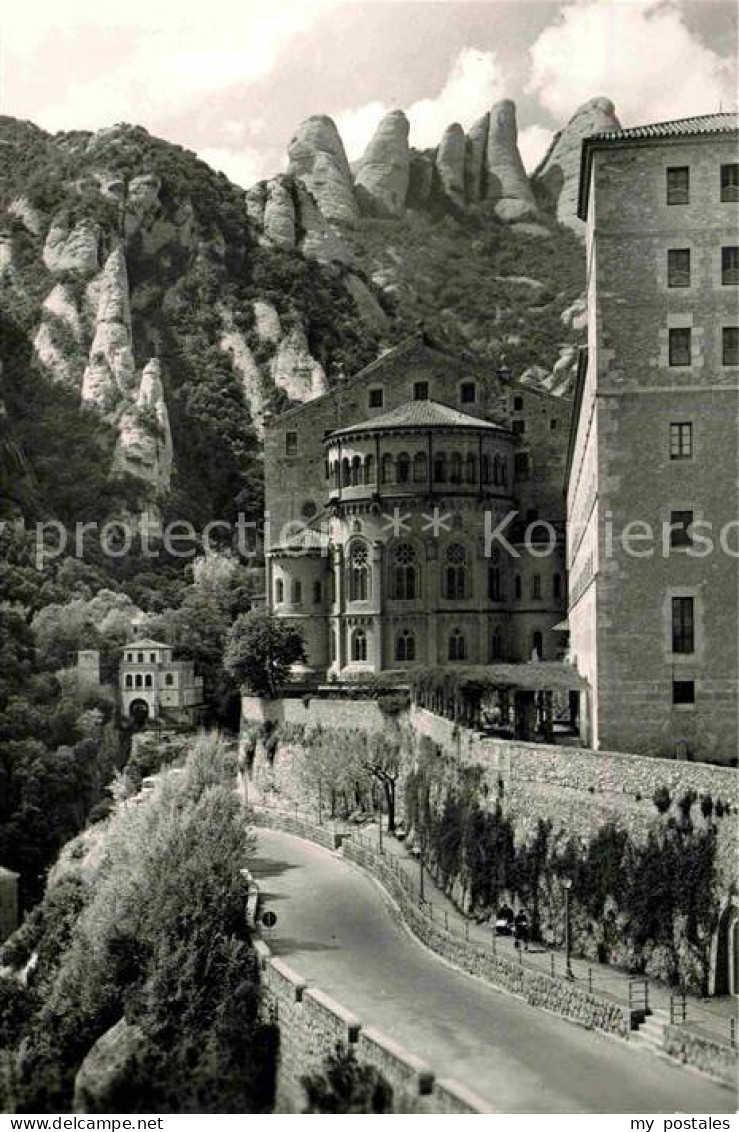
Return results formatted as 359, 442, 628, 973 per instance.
264, 333, 570, 681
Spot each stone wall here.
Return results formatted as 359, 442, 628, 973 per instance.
254, 935, 491, 1113
242, 692, 388, 732
663, 1023, 738, 1087
253, 808, 634, 1045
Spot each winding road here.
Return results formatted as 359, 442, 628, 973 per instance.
251, 829, 736, 1114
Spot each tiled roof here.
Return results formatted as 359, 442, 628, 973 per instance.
328, 399, 505, 438
578, 113, 739, 220
121, 638, 170, 650
589, 113, 738, 142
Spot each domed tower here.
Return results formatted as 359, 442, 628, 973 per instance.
323, 400, 516, 675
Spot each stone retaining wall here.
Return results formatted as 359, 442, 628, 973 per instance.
253, 936, 492, 1113
662, 1023, 738, 1087
253, 809, 633, 1043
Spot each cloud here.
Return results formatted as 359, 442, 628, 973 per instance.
528, 0, 737, 125
518, 125, 554, 172
336, 47, 506, 160
197, 147, 265, 190
3, 0, 342, 132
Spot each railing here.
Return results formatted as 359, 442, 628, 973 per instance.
628, 978, 649, 1016
670, 992, 687, 1025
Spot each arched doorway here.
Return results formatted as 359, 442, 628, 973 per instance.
713, 901, 739, 997
129, 698, 150, 727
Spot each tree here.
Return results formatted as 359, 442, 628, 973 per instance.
224, 611, 305, 698
301, 1046, 392, 1114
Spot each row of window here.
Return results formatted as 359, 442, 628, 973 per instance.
125, 650, 160, 663
668, 326, 737, 366
666, 163, 738, 205
328, 451, 509, 489
667, 246, 738, 287
368, 379, 476, 411
340, 625, 543, 664
124, 673, 176, 688
274, 546, 562, 606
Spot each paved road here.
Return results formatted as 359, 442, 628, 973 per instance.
252, 829, 736, 1114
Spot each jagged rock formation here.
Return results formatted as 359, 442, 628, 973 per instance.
253, 300, 281, 345
112, 358, 173, 495
124, 172, 162, 237
485, 101, 540, 222
219, 308, 266, 434
262, 176, 296, 249
43, 216, 100, 274
354, 110, 410, 217
74, 1019, 147, 1113
270, 324, 328, 402
8, 196, 41, 234
81, 247, 135, 410
247, 176, 353, 265
533, 97, 621, 234
465, 113, 489, 204
32, 284, 86, 386
287, 115, 358, 223
436, 124, 466, 207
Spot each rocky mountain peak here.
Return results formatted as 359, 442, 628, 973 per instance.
532, 95, 621, 234
485, 99, 540, 223
287, 114, 358, 223
354, 109, 410, 217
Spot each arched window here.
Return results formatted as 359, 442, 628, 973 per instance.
348, 542, 370, 601
341, 457, 351, 487
553, 573, 562, 600
490, 626, 503, 661
330, 631, 336, 662
450, 452, 462, 484
444, 543, 468, 600
532, 631, 543, 660
144, 674, 153, 688
351, 455, 362, 486
135, 674, 143, 688
275, 578, 284, 603
127, 652, 134, 662
137, 652, 144, 663
364, 454, 375, 485
332, 460, 340, 487
488, 565, 502, 601
531, 575, 542, 600
514, 575, 522, 600
351, 628, 368, 662
465, 453, 477, 484
501, 458, 509, 486
392, 543, 418, 600
292, 580, 302, 604
165, 673, 174, 686
395, 630, 416, 663
396, 452, 411, 484
381, 453, 394, 484
413, 452, 427, 483
481, 454, 491, 484
125, 674, 133, 688
433, 452, 447, 483
313, 580, 322, 604
448, 629, 466, 661
493, 455, 501, 486
324, 460, 330, 481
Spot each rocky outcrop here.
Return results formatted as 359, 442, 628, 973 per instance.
81, 247, 135, 411
485, 101, 540, 223
344, 273, 389, 332
124, 172, 162, 237
112, 358, 173, 495
270, 324, 327, 402
32, 284, 86, 387
73, 1019, 148, 1113
464, 114, 489, 204
43, 216, 100, 274
436, 124, 466, 208
0, 230, 13, 279
253, 300, 281, 345
533, 97, 620, 233
219, 309, 266, 433
7, 196, 42, 235
406, 151, 434, 209
560, 294, 587, 332
287, 115, 358, 223
262, 177, 296, 250
294, 184, 354, 265
354, 110, 410, 217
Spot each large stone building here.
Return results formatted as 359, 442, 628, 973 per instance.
119, 638, 204, 723
567, 113, 739, 763
265, 333, 572, 686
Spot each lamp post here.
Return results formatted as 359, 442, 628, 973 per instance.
562, 877, 574, 980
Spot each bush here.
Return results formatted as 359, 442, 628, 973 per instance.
301, 1045, 393, 1114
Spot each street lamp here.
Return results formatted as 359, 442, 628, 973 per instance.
562, 877, 574, 980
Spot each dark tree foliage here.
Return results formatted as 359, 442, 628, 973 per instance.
302, 1045, 393, 1114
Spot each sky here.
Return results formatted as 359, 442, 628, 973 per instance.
1, 1, 736, 187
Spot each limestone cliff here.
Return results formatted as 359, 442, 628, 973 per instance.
485, 101, 540, 223
354, 110, 410, 217
287, 115, 358, 223
533, 97, 621, 234
436, 124, 466, 208
112, 358, 173, 496
81, 247, 135, 411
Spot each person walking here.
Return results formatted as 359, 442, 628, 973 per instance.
514, 909, 530, 952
